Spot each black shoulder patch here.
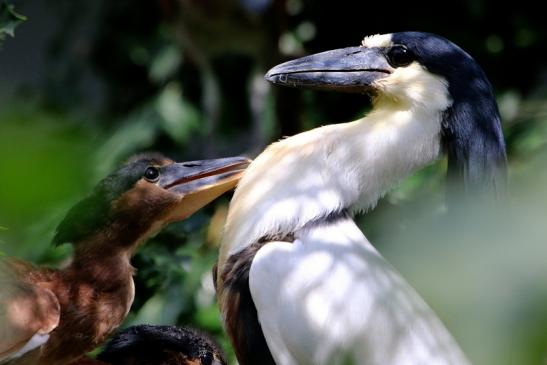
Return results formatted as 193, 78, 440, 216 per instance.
220, 243, 276, 365
303, 209, 350, 229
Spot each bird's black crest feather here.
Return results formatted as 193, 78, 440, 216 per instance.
392, 32, 507, 200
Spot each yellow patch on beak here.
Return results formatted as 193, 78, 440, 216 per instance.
169, 170, 245, 221
166, 158, 250, 222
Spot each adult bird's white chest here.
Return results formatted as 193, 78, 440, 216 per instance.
249, 218, 470, 365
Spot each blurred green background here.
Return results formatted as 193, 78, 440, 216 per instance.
1, 1, 546, 364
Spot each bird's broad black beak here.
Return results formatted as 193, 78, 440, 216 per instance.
265, 46, 392, 93
159, 157, 251, 220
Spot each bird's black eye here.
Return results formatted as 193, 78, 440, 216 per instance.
144, 166, 160, 182
386, 45, 414, 68
200, 353, 213, 365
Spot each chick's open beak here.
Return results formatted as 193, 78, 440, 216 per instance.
160, 157, 251, 220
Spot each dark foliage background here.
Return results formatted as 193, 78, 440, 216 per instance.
1, 1, 546, 364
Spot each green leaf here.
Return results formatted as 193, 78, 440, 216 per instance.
157, 82, 202, 144
0, 226, 6, 247
0, 1, 26, 43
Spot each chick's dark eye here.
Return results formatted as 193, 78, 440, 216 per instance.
144, 166, 160, 182
387, 45, 414, 67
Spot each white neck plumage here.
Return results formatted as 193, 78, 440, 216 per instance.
220, 82, 451, 265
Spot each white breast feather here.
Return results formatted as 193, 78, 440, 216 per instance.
249, 219, 470, 365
